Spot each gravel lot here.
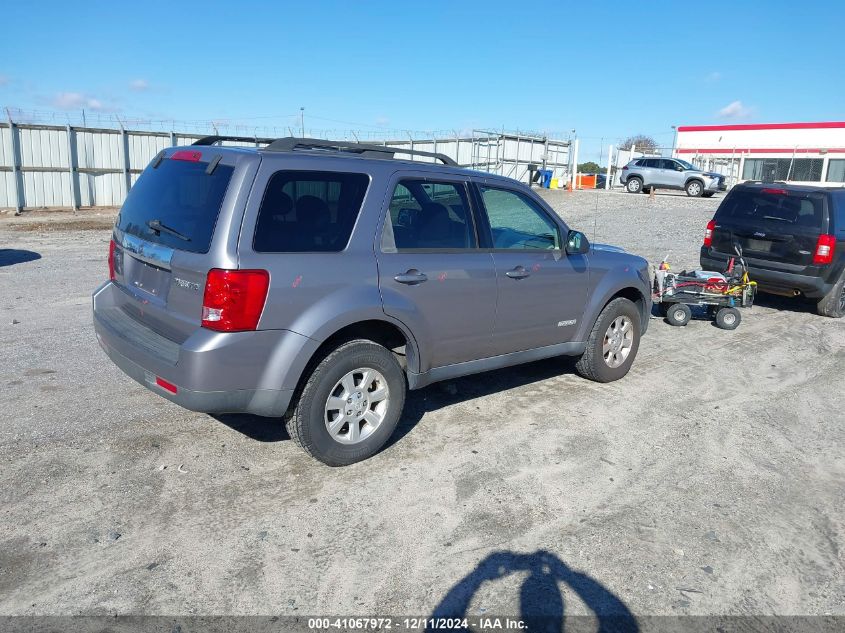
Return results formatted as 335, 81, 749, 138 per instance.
1, 189, 843, 622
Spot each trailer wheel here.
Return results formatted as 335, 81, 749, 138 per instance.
715, 307, 741, 330
665, 303, 691, 326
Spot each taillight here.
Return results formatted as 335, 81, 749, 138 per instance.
761, 188, 788, 195
813, 234, 835, 265
703, 219, 716, 247
201, 269, 270, 332
108, 239, 116, 280
622, 165, 628, 171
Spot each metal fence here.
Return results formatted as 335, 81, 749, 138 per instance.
0, 121, 571, 212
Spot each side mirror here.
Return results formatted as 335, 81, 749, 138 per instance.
565, 230, 590, 255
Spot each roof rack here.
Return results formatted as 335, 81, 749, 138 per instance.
264, 137, 458, 166
193, 135, 275, 146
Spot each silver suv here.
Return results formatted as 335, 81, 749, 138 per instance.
620, 157, 725, 197
93, 137, 651, 465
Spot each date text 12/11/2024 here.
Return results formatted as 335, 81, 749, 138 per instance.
307, 617, 528, 630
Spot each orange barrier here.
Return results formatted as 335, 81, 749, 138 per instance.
576, 174, 597, 189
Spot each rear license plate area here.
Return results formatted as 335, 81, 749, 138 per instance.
746, 239, 772, 253
131, 261, 169, 298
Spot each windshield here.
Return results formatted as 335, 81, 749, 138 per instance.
117, 158, 234, 254
676, 159, 697, 171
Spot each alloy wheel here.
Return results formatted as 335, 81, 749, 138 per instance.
602, 316, 634, 368
324, 368, 390, 445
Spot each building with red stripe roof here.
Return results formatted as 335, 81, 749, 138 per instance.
674, 121, 845, 185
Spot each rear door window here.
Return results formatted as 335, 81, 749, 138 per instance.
381, 180, 476, 251
254, 171, 369, 252
830, 190, 845, 235
117, 157, 234, 254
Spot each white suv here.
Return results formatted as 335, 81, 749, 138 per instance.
619, 157, 725, 197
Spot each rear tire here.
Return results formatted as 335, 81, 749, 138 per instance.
665, 303, 691, 326
626, 177, 643, 194
575, 297, 641, 383
817, 270, 845, 318
715, 307, 741, 330
685, 180, 704, 197
285, 339, 406, 466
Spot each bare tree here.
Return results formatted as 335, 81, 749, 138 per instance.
619, 134, 658, 151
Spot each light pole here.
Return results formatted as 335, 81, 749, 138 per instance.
300, 107, 305, 138
671, 125, 678, 158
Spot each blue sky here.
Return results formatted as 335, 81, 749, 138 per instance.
2, 0, 844, 161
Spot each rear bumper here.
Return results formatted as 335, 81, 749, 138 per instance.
92, 281, 318, 416
97, 337, 292, 415
700, 249, 832, 298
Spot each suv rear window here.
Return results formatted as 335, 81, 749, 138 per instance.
117, 158, 234, 254
716, 188, 827, 229
254, 171, 369, 252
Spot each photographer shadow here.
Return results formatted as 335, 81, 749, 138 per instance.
429, 550, 638, 633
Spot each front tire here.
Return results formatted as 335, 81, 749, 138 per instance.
626, 177, 643, 194
575, 297, 641, 383
817, 269, 845, 318
286, 339, 406, 466
685, 180, 704, 197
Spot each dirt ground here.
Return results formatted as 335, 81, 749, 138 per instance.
0, 189, 843, 622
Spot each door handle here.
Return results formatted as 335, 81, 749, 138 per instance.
394, 270, 428, 285
505, 266, 531, 280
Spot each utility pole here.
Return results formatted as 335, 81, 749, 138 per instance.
300, 107, 305, 137
671, 125, 678, 157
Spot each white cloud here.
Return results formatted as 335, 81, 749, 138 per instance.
129, 78, 149, 92
0, 74, 9, 87
717, 100, 753, 119
375, 116, 390, 127
706, 71, 721, 82
51, 91, 118, 112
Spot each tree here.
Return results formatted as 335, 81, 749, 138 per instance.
619, 134, 658, 152
577, 161, 605, 174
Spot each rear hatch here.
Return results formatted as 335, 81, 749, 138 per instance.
109, 150, 239, 343
711, 186, 829, 271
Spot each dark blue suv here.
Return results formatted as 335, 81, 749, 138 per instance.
701, 183, 845, 317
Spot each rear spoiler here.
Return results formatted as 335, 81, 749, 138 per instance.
193, 135, 275, 146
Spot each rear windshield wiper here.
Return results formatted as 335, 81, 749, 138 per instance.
146, 219, 191, 242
